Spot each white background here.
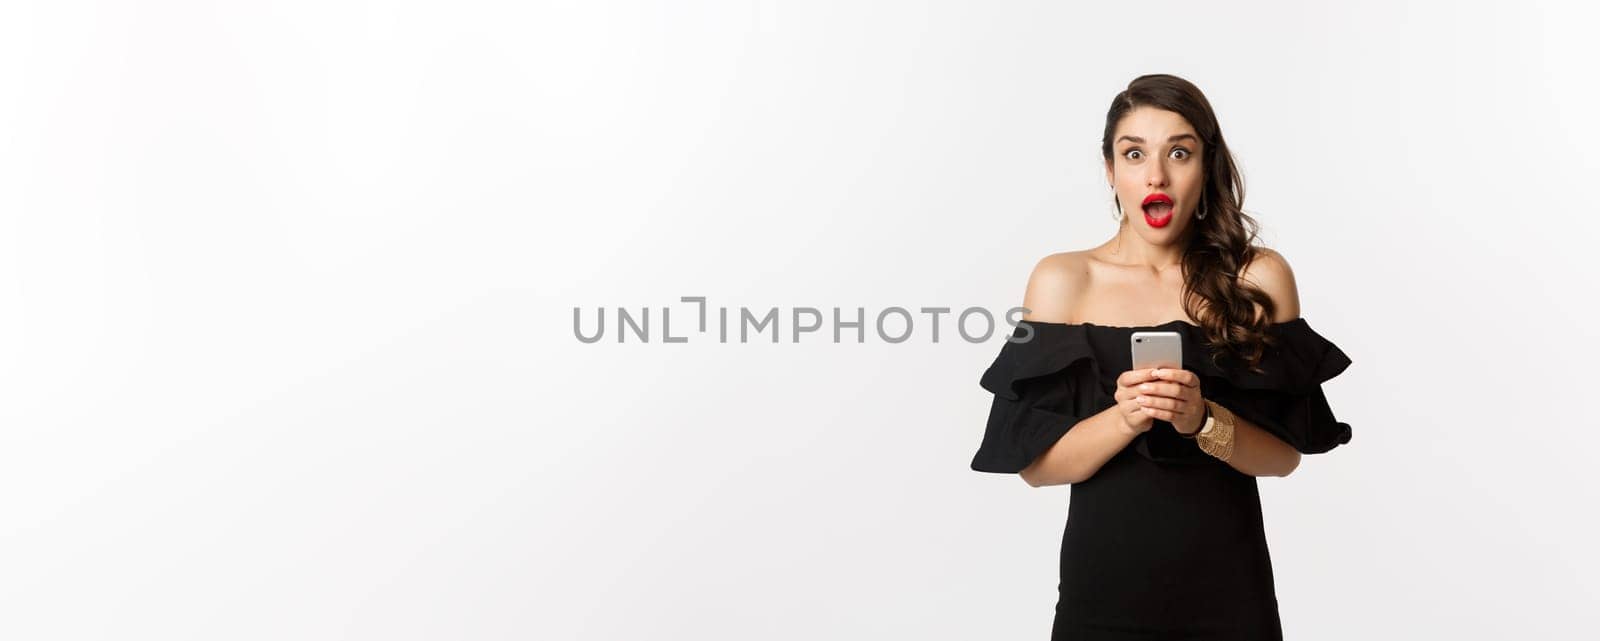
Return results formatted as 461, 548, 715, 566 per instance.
3, 1, 1598, 639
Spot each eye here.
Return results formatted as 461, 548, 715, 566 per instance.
1171, 147, 1191, 160
1123, 149, 1143, 161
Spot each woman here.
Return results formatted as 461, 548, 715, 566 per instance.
969, 74, 1354, 640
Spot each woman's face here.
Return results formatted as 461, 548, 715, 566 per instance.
1105, 106, 1205, 238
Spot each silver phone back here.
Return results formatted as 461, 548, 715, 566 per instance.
1130, 331, 1183, 370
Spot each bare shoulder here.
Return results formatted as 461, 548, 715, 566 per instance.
1020, 251, 1089, 323
1240, 246, 1302, 322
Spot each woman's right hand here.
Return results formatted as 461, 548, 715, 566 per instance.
1113, 368, 1161, 436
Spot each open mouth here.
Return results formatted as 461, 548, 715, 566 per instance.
1141, 193, 1174, 227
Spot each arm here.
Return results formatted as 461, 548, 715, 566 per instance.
1210, 247, 1305, 477
1020, 405, 1139, 487
1012, 254, 1140, 487
1207, 412, 1302, 477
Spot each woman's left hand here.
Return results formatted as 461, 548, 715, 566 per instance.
1131, 367, 1205, 435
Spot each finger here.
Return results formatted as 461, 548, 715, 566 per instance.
1135, 395, 1192, 411
1134, 395, 1168, 411
1123, 394, 1151, 412
1139, 406, 1177, 421
1134, 381, 1185, 399
1145, 402, 1196, 422
1150, 368, 1200, 388
1118, 368, 1161, 387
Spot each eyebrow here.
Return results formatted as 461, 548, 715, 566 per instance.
1117, 134, 1199, 145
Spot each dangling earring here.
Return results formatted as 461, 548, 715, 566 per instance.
1112, 192, 1124, 222
1196, 201, 1208, 220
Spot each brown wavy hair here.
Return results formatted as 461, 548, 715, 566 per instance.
1101, 73, 1278, 374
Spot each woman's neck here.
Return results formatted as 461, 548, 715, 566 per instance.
1098, 222, 1189, 271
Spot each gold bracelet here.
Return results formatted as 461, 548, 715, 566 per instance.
1197, 400, 1236, 462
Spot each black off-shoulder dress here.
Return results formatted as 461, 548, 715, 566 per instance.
970, 318, 1353, 641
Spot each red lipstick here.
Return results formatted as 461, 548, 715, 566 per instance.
1140, 193, 1174, 228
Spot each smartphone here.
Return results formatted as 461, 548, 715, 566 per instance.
1130, 331, 1182, 371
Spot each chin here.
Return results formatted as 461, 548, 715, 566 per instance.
1138, 223, 1186, 242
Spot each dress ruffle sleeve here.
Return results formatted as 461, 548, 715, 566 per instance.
970, 323, 1115, 474
1190, 318, 1354, 455
970, 317, 1354, 475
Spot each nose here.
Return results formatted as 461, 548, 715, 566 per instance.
1147, 159, 1168, 188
